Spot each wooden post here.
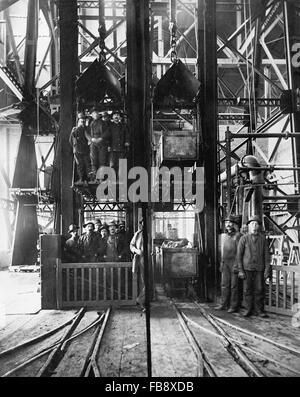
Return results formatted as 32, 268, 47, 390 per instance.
40, 234, 61, 309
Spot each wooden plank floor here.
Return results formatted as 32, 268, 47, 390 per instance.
150, 303, 198, 377
53, 311, 101, 377
97, 308, 148, 377
0, 310, 77, 377
0, 310, 76, 353
176, 304, 247, 377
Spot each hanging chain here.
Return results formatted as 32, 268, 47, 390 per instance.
169, 0, 178, 64
98, 21, 106, 62
169, 18, 178, 63
98, 0, 106, 63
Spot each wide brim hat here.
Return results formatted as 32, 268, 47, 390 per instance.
246, 215, 262, 225
83, 221, 94, 228
108, 220, 117, 227
100, 225, 108, 231
224, 215, 239, 225
68, 224, 79, 233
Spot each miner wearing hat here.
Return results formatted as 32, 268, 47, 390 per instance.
216, 215, 242, 313
117, 220, 130, 261
86, 106, 112, 182
69, 113, 90, 186
79, 221, 100, 262
101, 111, 111, 128
105, 220, 127, 262
64, 224, 82, 262
108, 111, 130, 173
237, 215, 270, 318
94, 218, 102, 234
98, 224, 109, 261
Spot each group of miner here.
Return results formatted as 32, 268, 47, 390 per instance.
63, 217, 146, 311
63, 218, 130, 263
69, 106, 130, 185
217, 215, 270, 318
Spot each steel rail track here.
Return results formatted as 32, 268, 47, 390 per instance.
82, 307, 112, 377
182, 308, 300, 376
210, 313, 300, 357
0, 308, 109, 377
191, 301, 300, 376
0, 310, 83, 359
172, 301, 265, 377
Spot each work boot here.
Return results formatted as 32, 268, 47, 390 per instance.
215, 305, 227, 311
242, 310, 252, 317
256, 311, 268, 318
227, 307, 238, 313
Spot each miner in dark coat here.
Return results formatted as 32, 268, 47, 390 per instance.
79, 221, 100, 262
86, 106, 111, 182
237, 215, 270, 318
69, 113, 90, 185
64, 224, 82, 262
108, 111, 130, 173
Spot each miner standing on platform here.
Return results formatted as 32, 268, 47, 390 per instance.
216, 215, 241, 313
69, 113, 90, 186
108, 111, 130, 173
237, 215, 270, 318
86, 106, 111, 182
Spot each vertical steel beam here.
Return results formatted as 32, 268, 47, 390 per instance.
4, 8, 24, 85
198, 0, 218, 300
225, 127, 232, 214
10, 0, 39, 265
283, 1, 300, 186
57, 0, 79, 234
24, 0, 39, 97
11, 196, 39, 266
41, 0, 59, 90
0, 0, 20, 12
126, 0, 151, 377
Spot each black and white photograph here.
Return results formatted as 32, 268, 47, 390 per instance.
0, 0, 299, 384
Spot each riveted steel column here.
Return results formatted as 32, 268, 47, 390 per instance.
24, 0, 39, 98
126, 0, 151, 377
283, 1, 300, 186
198, 0, 218, 300
57, 0, 79, 234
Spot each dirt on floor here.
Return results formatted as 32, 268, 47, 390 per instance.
97, 308, 148, 377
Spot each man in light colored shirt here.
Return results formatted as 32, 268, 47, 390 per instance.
216, 215, 241, 313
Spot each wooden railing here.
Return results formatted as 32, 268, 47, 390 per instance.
265, 265, 300, 316
56, 259, 137, 309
